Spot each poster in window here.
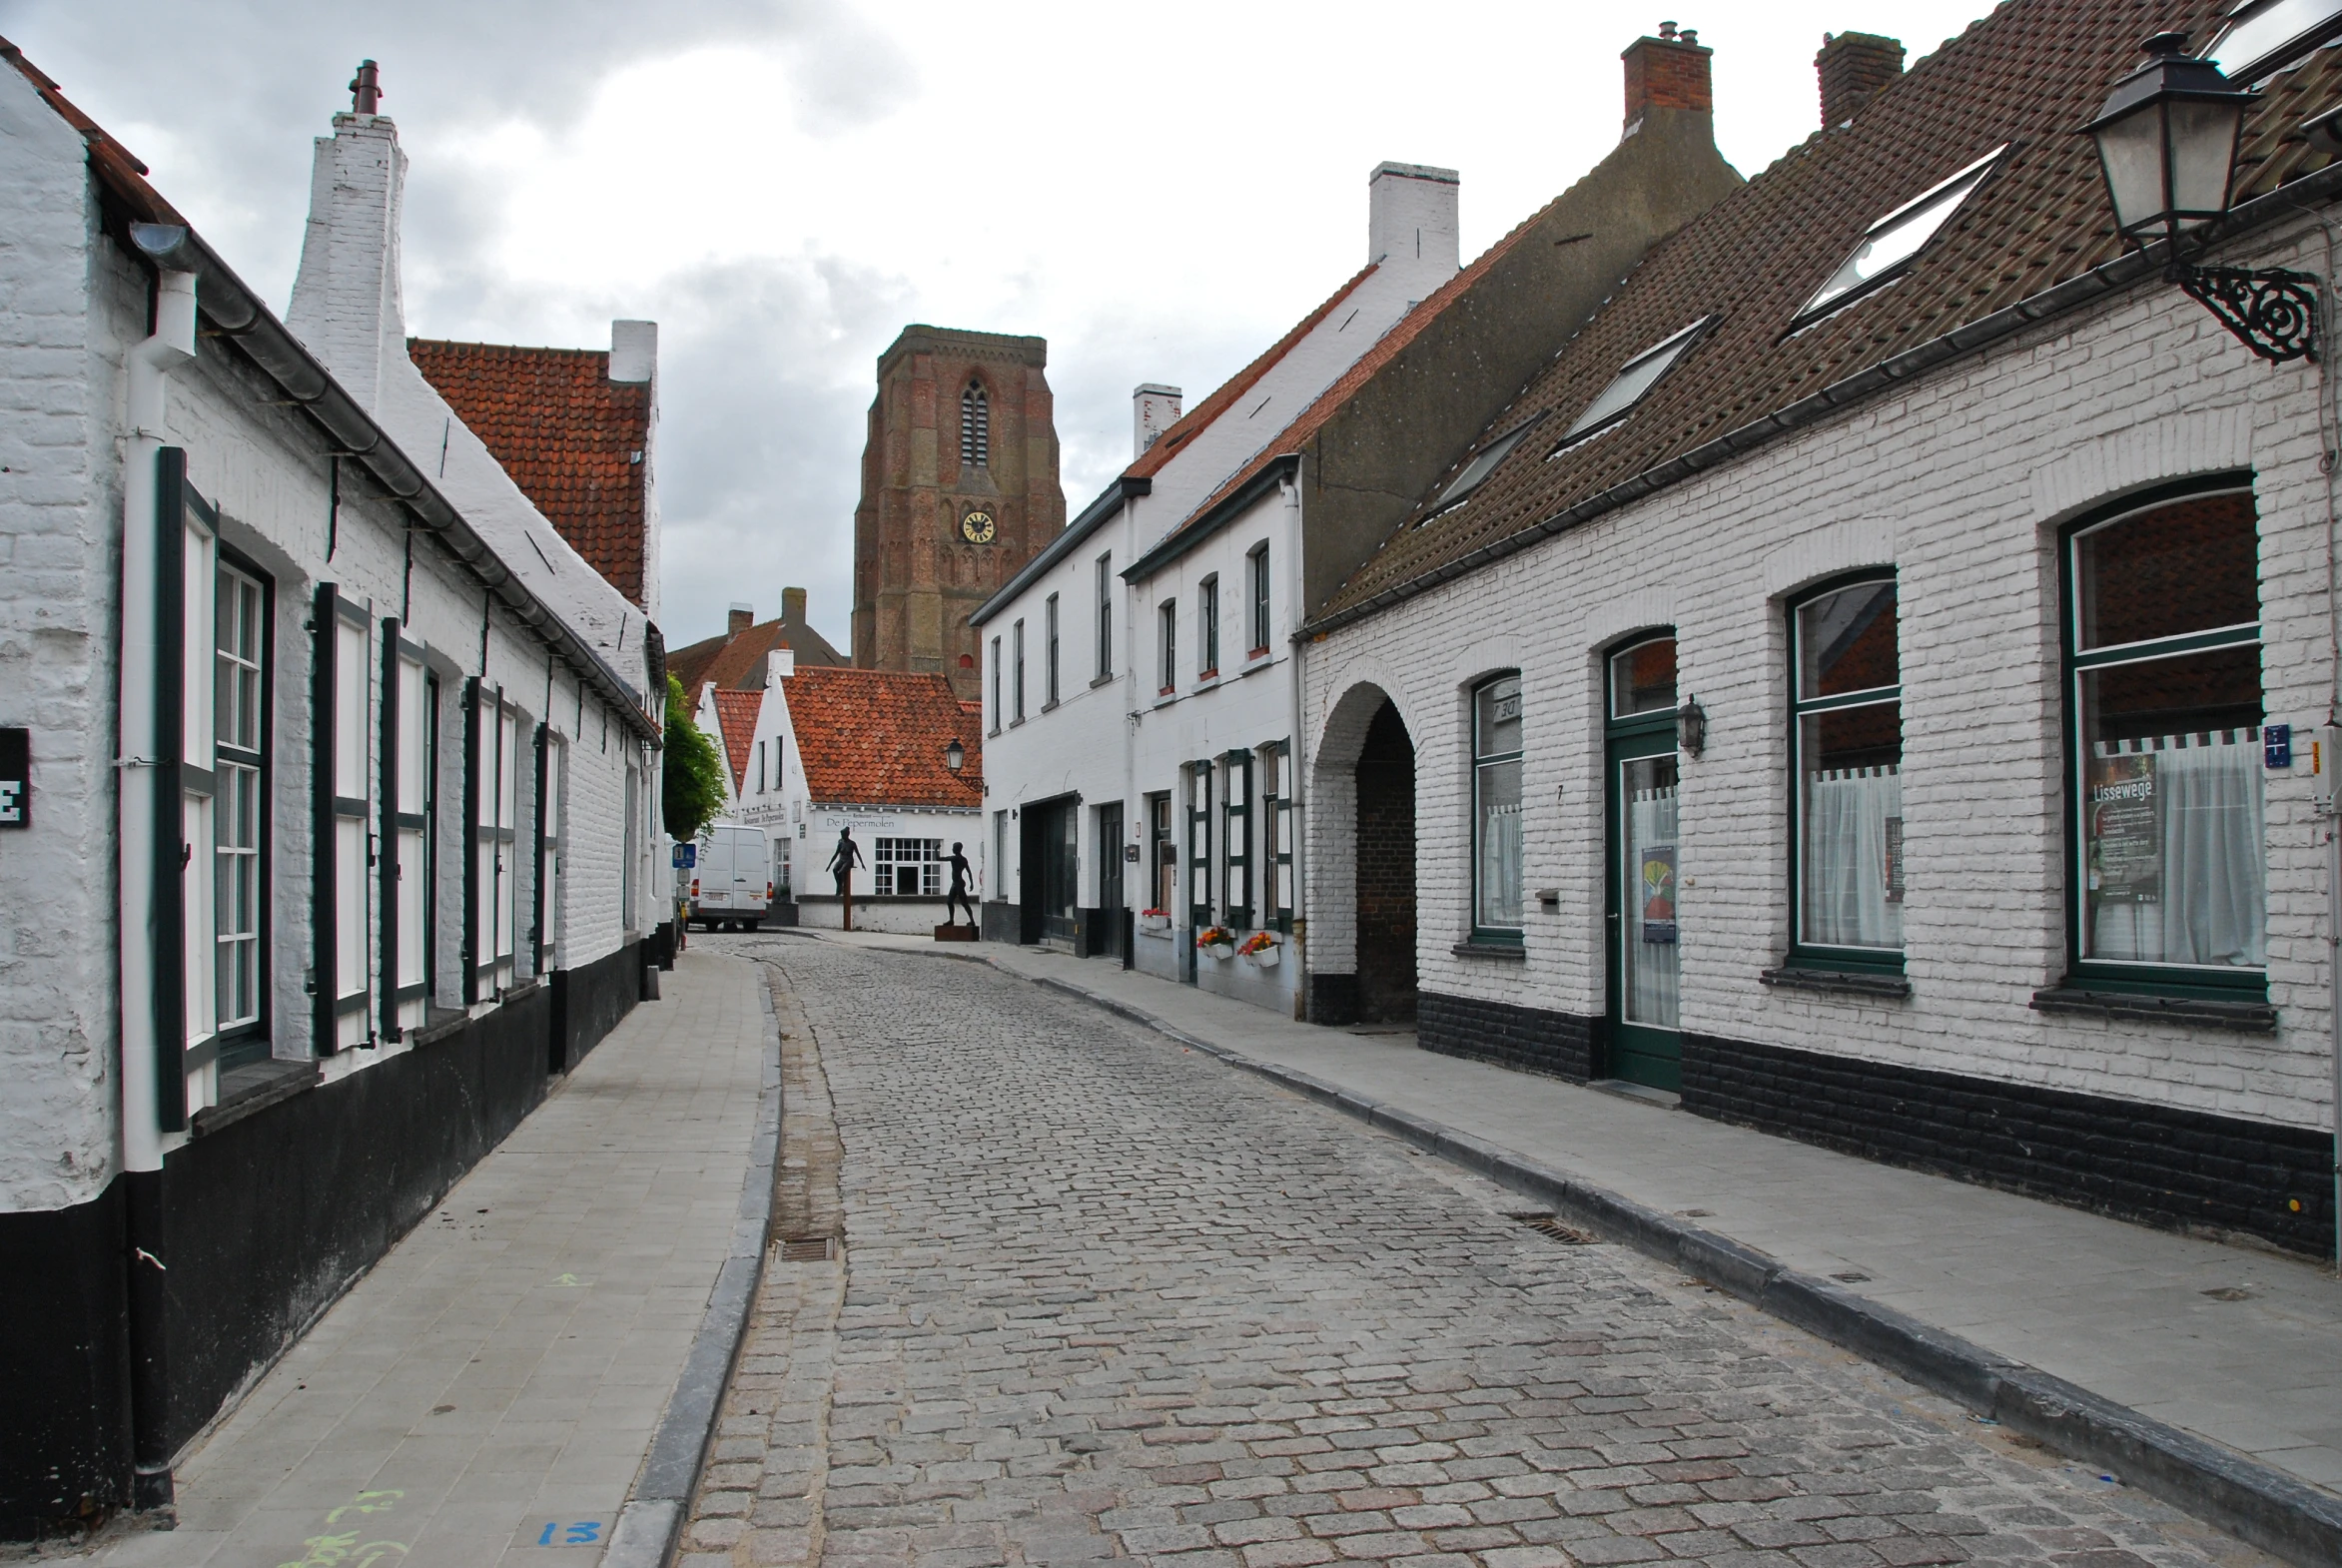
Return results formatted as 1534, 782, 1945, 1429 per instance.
1640, 844, 1678, 944
2087, 752, 2160, 904
1884, 816, 1904, 903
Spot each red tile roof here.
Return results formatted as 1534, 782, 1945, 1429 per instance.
1318, 0, 2340, 622
409, 339, 653, 607
669, 613, 847, 713
711, 689, 763, 794
1, 37, 180, 226
784, 667, 983, 810
1121, 265, 1378, 481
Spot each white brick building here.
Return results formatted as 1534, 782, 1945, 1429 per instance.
0, 52, 665, 1533
1297, 2, 2339, 1258
974, 54, 1742, 1009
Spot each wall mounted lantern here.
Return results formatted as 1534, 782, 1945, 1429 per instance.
945, 739, 965, 772
1676, 695, 1707, 758
2082, 32, 2318, 364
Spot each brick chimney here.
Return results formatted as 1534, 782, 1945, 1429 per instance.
728, 601, 754, 638
1621, 21, 1713, 137
1817, 32, 1904, 126
782, 586, 807, 624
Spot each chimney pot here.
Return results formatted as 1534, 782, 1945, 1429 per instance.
1134, 385, 1184, 457
1621, 23, 1714, 136
1816, 31, 1905, 127
728, 602, 754, 638
781, 586, 808, 624
349, 59, 382, 116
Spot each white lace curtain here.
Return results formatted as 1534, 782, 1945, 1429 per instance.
1479, 798, 1523, 927
2090, 731, 2265, 967
1804, 765, 1903, 949
1626, 784, 1679, 1027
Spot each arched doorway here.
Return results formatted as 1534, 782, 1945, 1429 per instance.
1354, 699, 1417, 1023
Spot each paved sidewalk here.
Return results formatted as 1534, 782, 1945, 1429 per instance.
87, 952, 769, 1568
815, 930, 2342, 1503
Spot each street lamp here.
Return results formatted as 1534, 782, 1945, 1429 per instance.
945, 739, 964, 773
2082, 32, 2318, 364
1676, 696, 1707, 759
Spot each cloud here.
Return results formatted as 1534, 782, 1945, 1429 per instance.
0, 0, 2003, 655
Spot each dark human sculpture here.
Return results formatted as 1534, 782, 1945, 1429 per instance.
828, 827, 866, 930
945, 841, 977, 927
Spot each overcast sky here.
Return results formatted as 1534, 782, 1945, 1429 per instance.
3, 1, 2002, 650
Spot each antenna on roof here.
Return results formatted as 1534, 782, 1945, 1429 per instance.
350, 60, 382, 115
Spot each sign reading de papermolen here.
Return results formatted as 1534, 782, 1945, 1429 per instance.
0, 729, 27, 829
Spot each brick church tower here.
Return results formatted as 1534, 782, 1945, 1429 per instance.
852, 326, 1065, 699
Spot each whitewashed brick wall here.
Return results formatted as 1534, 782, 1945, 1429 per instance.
1304, 219, 2340, 1134
0, 66, 119, 1211
0, 71, 654, 1211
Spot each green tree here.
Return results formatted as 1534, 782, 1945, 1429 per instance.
662, 674, 726, 842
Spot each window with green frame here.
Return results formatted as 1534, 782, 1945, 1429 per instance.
1471, 673, 1524, 939
2062, 480, 2265, 998
1789, 573, 1904, 973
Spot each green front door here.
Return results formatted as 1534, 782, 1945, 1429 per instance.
1604, 633, 1682, 1091
1607, 731, 1681, 1089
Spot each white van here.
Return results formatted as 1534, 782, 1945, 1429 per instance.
691, 824, 772, 930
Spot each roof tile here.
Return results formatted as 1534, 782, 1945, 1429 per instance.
785, 667, 983, 810
409, 339, 653, 607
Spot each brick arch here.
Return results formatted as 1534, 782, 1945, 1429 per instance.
1306, 681, 1416, 1025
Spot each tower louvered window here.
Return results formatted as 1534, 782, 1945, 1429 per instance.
960, 382, 990, 468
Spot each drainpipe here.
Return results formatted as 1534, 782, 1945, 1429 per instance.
1283, 467, 1310, 1022
119, 265, 197, 1511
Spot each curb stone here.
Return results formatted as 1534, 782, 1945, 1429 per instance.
849, 936, 2342, 1568
604, 973, 785, 1568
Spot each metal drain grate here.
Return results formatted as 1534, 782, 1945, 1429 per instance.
777, 1235, 834, 1261
1504, 1210, 1600, 1245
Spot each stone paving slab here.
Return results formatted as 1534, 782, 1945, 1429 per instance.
76, 952, 768, 1568
822, 930, 2342, 1504
707, 934, 2280, 1568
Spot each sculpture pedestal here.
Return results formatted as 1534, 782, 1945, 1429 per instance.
933, 924, 979, 942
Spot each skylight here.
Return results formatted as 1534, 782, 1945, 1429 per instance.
2210, 0, 2342, 83
1794, 147, 2005, 326
1425, 417, 1540, 516
1551, 318, 1713, 452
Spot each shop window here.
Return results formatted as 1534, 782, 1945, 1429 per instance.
877, 837, 943, 896
2064, 482, 2265, 993
1472, 674, 1524, 937
1790, 575, 1904, 968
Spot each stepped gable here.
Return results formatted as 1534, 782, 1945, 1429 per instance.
786, 667, 982, 811
409, 338, 653, 606
1318, 0, 2339, 621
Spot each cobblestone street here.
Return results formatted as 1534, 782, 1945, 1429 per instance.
684, 937, 2272, 1568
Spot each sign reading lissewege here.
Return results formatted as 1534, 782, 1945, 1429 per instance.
0, 729, 26, 830
2087, 752, 2160, 905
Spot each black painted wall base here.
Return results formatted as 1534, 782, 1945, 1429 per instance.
1417, 991, 1599, 1082
0, 1182, 131, 1538
550, 939, 643, 1076
1681, 1032, 2335, 1257
1309, 973, 1360, 1027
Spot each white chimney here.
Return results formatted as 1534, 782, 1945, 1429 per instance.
763, 648, 795, 687
1133, 384, 1183, 458
609, 319, 657, 384
1367, 162, 1461, 276
286, 111, 409, 412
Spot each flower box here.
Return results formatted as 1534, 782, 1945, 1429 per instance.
1139, 912, 1171, 934
1237, 932, 1283, 969
1202, 943, 1234, 961
1244, 943, 1282, 969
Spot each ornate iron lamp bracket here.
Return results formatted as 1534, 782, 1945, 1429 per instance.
2168, 263, 2321, 364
